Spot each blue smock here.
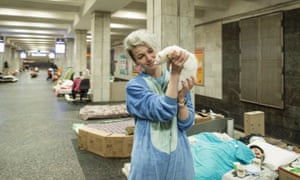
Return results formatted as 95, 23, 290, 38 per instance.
126, 70, 195, 180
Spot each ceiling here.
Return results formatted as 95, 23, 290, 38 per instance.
1, 0, 299, 55
0, 0, 242, 55
0, 0, 147, 54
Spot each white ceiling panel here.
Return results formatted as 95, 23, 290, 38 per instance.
0, 0, 298, 54
0, 0, 146, 52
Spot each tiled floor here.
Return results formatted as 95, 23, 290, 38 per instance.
0, 70, 129, 180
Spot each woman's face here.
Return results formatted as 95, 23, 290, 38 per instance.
131, 45, 158, 71
251, 147, 264, 159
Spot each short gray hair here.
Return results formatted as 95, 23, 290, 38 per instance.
123, 29, 158, 60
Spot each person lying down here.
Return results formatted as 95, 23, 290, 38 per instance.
249, 144, 265, 162
188, 132, 264, 179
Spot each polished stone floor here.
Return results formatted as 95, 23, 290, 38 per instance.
0, 70, 129, 180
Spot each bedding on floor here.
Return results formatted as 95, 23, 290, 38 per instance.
189, 132, 255, 180
79, 104, 130, 120
83, 119, 134, 134
0, 75, 18, 82
249, 140, 300, 171
72, 118, 135, 135
189, 132, 299, 180
120, 117, 299, 179
53, 79, 73, 96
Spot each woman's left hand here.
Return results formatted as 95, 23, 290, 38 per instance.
178, 77, 195, 100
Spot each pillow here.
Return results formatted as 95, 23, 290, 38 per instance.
249, 140, 299, 170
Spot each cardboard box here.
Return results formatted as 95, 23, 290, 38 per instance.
194, 112, 224, 124
194, 113, 211, 124
110, 81, 127, 102
244, 111, 265, 136
279, 165, 300, 180
78, 126, 133, 158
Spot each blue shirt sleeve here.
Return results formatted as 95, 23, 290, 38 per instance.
126, 77, 178, 122
126, 75, 195, 132
177, 92, 195, 131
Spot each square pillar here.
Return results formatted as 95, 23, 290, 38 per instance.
90, 11, 111, 102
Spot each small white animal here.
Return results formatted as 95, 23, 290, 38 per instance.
155, 45, 198, 90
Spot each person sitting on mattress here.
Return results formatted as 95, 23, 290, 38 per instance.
123, 29, 195, 180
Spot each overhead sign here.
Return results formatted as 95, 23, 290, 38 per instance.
55, 38, 65, 54
0, 36, 4, 53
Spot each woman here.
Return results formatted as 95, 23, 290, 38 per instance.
124, 29, 195, 180
249, 145, 265, 162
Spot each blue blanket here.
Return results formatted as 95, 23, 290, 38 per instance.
190, 133, 254, 180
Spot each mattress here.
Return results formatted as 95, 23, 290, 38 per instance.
58, 88, 72, 95
85, 119, 134, 134
79, 104, 130, 120
53, 80, 73, 96
0, 75, 18, 82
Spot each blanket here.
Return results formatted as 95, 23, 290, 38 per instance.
190, 132, 255, 180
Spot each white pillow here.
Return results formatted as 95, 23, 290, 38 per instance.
249, 140, 299, 170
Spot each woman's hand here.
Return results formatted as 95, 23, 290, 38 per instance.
178, 77, 195, 101
167, 49, 188, 74
165, 47, 190, 100
177, 77, 195, 120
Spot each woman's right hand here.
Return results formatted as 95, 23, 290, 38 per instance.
165, 47, 189, 99
167, 49, 188, 74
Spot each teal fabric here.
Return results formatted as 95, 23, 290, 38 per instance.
126, 70, 195, 180
143, 72, 178, 154
190, 133, 255, 180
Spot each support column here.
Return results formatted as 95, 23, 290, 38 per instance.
0, 53, 4, 72
90, 11, 111, 102
3, 45, 12, 75
74, 30, 87, 76
147, 0, 195, 105
178, 0, 196, 105
66, 38, 74, 69
11, 47, 18, 72
15, 50, 21, 72
55, 53, 65, 71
